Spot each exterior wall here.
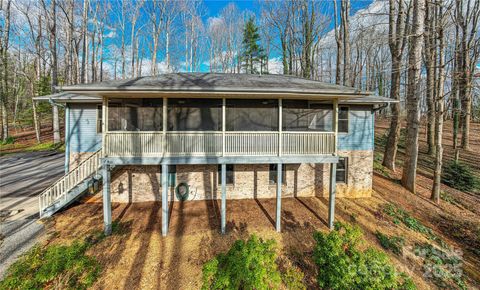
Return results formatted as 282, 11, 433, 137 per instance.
107, 164, 327, 203
337, 105, 374, 151
67, 104, 102, 168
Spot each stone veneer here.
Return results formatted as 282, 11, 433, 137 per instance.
72, 150, 373, 202
69, 152, 96, 169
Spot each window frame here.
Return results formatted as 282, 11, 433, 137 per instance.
269, 164, 286, 185
338, 106, 349, 134
335, 157, 348, 184
217, 164, 235, 185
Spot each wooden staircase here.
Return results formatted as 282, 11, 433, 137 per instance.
38, 149, 103, 218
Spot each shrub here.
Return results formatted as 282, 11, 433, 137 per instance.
442, 161, 479, 192
0, 240, 100, 290
0, 136, 15, 145
375, 231, 405, 255
313, 222, 415, 290
282, 266, 306, 290
201, 235, 282, 289
414, 243, 466, 289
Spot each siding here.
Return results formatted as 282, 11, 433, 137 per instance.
68, 104, 101, 153
337, 105, 374, 151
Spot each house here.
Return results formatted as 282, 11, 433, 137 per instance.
35, 73, 393, 236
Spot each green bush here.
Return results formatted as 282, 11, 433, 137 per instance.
414, 243, 466, 289
0, 136, 15, 145
0, 240, 100, 290
375, 231, 405, 255
201, 235, 282, 289
281, 266, 306, 290
442, 161, 479, 192
313, 222, 415, 290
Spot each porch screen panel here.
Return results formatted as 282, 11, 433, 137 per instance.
108, 98, 163, 131
282, 100, 333, 131
226, 99, 278, 131
167, 98, 222, 131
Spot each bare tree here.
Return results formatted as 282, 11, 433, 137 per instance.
0, 0, 12, 141
401, 0, 426, 193
383, 0, 410, 171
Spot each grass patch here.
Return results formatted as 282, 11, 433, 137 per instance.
0, 240, 101, 289
375, 231, 405, 255
382, 203, 449, 248
0, 141, 64, 156
442, 161, 479, 193
440, 191, 458, 205
373, 152, 392, 178
0, 136, 15, 145
414, 243, 466, 289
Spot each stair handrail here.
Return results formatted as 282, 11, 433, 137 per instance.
39, 149, 103, 216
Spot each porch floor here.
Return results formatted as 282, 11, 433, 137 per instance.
49, 196, 333, 288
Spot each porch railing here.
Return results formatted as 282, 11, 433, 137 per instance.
104, 131, 335, 157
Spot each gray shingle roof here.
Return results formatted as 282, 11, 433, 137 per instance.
59, 73, 371, 95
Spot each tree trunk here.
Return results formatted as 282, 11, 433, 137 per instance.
341, 0, 351, 86
382, 0, 408, 171
424, 1, 436, 155
431, 2, 445, 203
1, 0, 12, 141
81, 0, 89, 84
49, 0, 61, 144
401, 0, 425, 193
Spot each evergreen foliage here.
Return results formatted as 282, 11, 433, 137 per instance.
313, 222, 416, 290
240, 17, 267, 74
442, 161, 479, 193
0, 240, 100, 290
201, 235, 283, 289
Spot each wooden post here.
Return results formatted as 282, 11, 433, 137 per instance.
276, 163, 282, 232
278, 99, 282, 156
103, 164, 112, 235
333, 99, 338, 155
221, 163, 226, 234
222, 98, 226, 157
162, 163, 169, 236
328, 162, 337, 230
64, 105, 70, 173
162, 97, 167, 154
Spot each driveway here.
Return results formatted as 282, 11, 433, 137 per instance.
0, 151, 64, 278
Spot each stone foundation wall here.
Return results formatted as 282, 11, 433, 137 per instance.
69, 152, 96, 169
71, 150, 373, 202
319, 150, 374, 198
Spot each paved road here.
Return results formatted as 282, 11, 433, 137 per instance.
0, 151, 64, 278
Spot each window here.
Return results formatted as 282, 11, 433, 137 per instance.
96, 105, 102, 133
168, 98, 222, 131
282, 100, 333, 131
226, 99, 278, 131
161, 165, 176, 187
269, 164, 286, 185
108, 98, 163, 131
338, 106, 349, 133
336, 158, 347, 183
218, 164, 234, 185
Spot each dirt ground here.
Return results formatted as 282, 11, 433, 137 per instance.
38, 120, 480, 289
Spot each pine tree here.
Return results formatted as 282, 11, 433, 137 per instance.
241, 17, 265, 74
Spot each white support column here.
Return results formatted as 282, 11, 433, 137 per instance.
222, 98, 226, 157
221, 163, 226, 234
162, 97, 167, 154
333, 98, 338, 155
276, 163, 282, 232
278, 99, 282, 156
162, 163, 169, 236
328, 162, 337, 230
102, 96, 107, 156
103, 165, 112, 235
64, 105, 70, 173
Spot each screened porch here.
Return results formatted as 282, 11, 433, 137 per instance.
102, 98, 340, 158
